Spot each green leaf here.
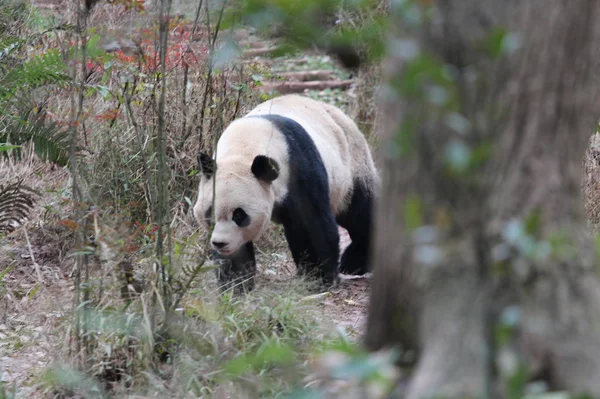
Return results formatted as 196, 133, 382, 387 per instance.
28, 284, 40, 300
85, 33, 108, 59
524, 208, 542, 237
67, 247, 96, 257
101, 67, 112, 85
469, 142, 493, 170
0, 264, 15, 280
484, 28, 509, 59
223, 341, 295, 377
96, 85, 111, 100
404, 194, 424, 231
484, 28, 522, 59
507, 362, 528, 399
0, 144, 20, 152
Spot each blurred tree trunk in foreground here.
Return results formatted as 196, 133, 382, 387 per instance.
366, 0, 600, 397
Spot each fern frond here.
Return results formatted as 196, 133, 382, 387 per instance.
0, 113, 70, 166
0, 48, 70, 102
22, 48, 69, 85
23, 119, 70, 166
0, 180, 37, 234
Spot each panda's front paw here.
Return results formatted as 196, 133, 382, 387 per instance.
215, 259, 256, 295
213, 256, 257, 295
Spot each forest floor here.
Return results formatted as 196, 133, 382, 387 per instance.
0, 24, 372, 397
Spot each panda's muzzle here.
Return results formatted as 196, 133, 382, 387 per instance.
212, 241, 228, 250
212, 241, 237, 256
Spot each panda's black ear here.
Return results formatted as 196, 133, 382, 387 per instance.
197, 152, 215, 178
251, 155, 279, 183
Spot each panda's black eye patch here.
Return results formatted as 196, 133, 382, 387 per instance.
204, 206, 213, 221
232, 208, 250, 227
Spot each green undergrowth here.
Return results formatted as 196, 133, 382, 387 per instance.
35, 276, 356, 398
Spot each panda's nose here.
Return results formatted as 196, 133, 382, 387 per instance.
212, 241, 228, 249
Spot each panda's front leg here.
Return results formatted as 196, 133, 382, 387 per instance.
212, 241, 257, 295
282, 209, 340, 289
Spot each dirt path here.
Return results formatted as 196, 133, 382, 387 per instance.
313, 227, 370, 338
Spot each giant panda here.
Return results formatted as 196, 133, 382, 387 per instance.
193, 94, 379, 293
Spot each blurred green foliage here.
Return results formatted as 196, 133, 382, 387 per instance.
0, 382, 16, 399
224, 0, 387, 66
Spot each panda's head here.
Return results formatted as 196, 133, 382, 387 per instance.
193, 152, 280, 256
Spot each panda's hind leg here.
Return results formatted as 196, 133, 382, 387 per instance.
336, 181, 374, 275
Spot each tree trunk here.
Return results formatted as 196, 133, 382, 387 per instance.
365, 1, 600, 397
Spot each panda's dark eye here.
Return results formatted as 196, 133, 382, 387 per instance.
232, 207, 249, 227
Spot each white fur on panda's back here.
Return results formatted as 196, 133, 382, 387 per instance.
245, 95, 355, 215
